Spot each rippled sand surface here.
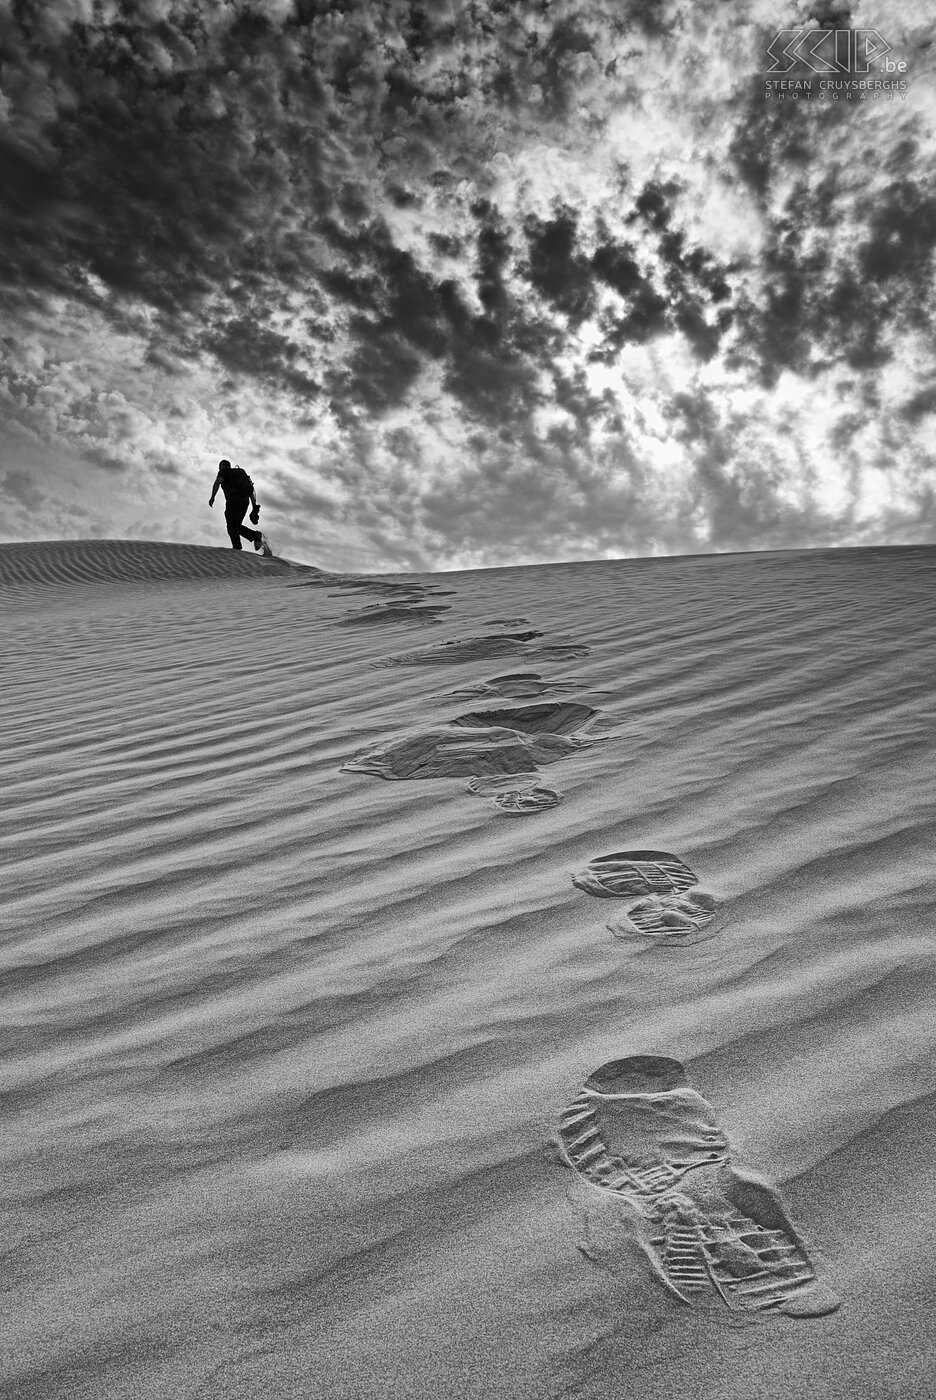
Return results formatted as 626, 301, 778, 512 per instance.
4, 539, 936, 1400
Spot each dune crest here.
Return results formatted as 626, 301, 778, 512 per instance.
0, 537, 294, 590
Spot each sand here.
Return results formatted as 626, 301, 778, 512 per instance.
4, 537, 936, 1400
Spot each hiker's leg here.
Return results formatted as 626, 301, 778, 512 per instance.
230, 500, 260, 545
225, 502, 247, 549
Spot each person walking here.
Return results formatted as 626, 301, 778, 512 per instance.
209, 460, 271, 554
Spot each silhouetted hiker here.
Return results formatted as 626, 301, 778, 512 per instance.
209, 460, 271, 554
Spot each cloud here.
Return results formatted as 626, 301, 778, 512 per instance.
2, 467, 46, 512
83, 445, 128, 473
0, 0, 933, 568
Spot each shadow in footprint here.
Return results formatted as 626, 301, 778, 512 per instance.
290, 572, 455, 597
329, 579, 454, 599
465, 772, 561, 816
341, 725, 593, 782
466, 774, 540, 797
452, 701, 597, 736
341, 728, 545, 780
373, 634, 589, 668
558, 1056, 841, 1319
610, 891, 719, 947
337, 603, 452, 626
572, 850, 699, 899
449, 672, 597, 700
492, 786, 560, 816
342, 701, 600, 782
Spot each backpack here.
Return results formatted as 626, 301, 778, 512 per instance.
224, 466, 253, 497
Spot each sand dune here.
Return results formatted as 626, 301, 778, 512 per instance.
4, 539, 936, 1400
0, 536, 297, 589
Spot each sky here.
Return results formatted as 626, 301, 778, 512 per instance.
0, 0, 934, 572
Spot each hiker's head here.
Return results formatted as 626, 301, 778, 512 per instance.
218, 459, 232, 473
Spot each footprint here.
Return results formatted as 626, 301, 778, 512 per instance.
574, 851, 721, 945
452, 701, 597, 737
341, 721, 592, 781
467, 773, 560, 815
491, 786, 561, 816
572, 850, 699, 899
612, 891, 719, 946
558, 1057, 841, 1319
465, 766, 561, 815
466, 773, 541, 797
343, 690, 605, 783
341, 727, 538, 780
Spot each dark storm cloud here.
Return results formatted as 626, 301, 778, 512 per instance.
899, 386, 936, 423
442, 202, 560, 424
589, 185, 734, 363
523, 208, 596, 324
0, 3, 358, 384
318, 223, 457, 413
728, 79, 817, 201
317, 196, 575, 427
859, 171, 936, 287
551, 363, 614, 429
0, 1, 689, 420
0, 0, 731, 450
748, 161, 936, 380
624, 0, 685, 39
728, 92, 936, 391
205, 316, 321, 398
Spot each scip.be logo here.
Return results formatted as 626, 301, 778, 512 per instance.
765, 29, 899, 75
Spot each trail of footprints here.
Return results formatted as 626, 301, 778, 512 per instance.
331, 575, 839, 1320
338, 588, 598, 816
558, 1057, 841, 1319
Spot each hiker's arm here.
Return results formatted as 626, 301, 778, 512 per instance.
208, 472, 222, 506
